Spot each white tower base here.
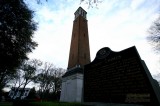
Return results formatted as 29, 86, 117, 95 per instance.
60, 68, 83, 102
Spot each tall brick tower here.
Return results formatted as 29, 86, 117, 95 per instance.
60, 7, 91, 102
68, 7, 90, 69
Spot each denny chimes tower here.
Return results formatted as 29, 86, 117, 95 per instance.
68, 7, 91, 69
60, 7, 91, 102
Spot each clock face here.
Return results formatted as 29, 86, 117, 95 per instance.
97, 47, 111, 59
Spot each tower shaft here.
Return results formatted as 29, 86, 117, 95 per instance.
68, 7, 90, 69
60, 7, 90, 102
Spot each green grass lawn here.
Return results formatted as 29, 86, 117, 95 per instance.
30, 102, 84, 106
0, 101, 86, 106
0, 102, 13, 106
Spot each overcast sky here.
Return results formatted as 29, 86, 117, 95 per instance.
26, 0, 160, 78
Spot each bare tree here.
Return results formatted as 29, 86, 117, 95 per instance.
35, 62, 52, 97
80, 0, 103, 8
21, 59, 42, 89
9, 59, 42, 99
147, 15, 160, 87
52, 68, 65, 94
9, 70, 24, 99
35, 62, 65, 100
36, 0, 102, 8
147, 15, 160, 53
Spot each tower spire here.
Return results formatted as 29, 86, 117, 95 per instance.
74, 7, 87, 19
68, 7, 90, 69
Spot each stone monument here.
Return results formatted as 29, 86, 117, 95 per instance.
60, 7, 90, 102
84, 46, 160, 106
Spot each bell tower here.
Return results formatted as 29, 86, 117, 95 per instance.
60, 7, 91, 102
68, 7, 90, 69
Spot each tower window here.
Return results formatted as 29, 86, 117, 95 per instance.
84, 34, 85, 37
